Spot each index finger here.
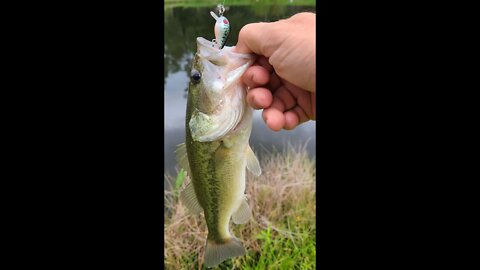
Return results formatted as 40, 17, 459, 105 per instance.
242, 65, 270, 88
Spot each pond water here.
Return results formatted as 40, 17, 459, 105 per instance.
164, 2, 317, 178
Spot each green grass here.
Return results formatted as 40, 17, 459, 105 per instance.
175, 168, 186, 192
164, 143, 316, 269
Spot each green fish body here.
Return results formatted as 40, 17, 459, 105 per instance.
175, 37, 261, 268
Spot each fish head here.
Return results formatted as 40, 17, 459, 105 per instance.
189, 37, 255, 114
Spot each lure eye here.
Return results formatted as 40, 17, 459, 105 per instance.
191, 71, 201, 84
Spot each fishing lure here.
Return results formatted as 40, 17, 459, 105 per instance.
210, 4, 230, 50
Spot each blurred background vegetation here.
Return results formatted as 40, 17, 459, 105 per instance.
163, 0, 316, 86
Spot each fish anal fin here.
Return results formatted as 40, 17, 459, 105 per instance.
246, 145, 261, 176
179, 182, 203, 215
232, 197, 252, 225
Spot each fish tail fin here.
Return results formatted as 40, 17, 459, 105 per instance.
203, 237, 245, 268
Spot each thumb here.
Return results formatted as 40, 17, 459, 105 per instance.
233, 22, 275, 56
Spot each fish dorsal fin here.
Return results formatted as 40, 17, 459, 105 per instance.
246, 145, 261, 176
232, 196, 252, 224
175, 143, 191, 176
180, 182, 203, 215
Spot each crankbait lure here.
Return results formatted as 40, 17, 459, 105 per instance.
210, 4, 230, 50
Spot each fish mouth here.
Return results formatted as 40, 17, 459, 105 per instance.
196, 37, 227, 67
196, 37, 218, 54
196, 37, 255, 64
196, 37, 255, 92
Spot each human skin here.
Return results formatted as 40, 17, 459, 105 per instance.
234, 12, 316, 131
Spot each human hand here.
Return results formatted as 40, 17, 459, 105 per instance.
234, 12, 316, 131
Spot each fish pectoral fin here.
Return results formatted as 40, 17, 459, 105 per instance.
175, 143, 191, 176
189, 110, 217, 142
232, 197, 252, 224
179, 182, 203, 215
246, 145, 262, 176
204, 237, 245, 268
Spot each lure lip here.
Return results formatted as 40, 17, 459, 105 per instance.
210, 11, 219, 20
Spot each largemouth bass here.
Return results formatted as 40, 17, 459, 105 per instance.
175, 36, 262, 268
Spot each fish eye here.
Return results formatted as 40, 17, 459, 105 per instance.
191, 71, 201, 83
